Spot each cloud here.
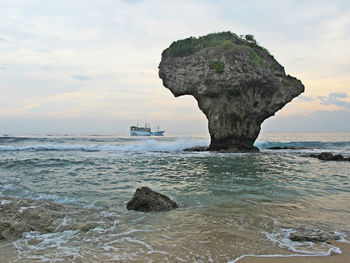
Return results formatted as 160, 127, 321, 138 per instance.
0, 64, 8, 70
317, 92, 350, 109
121, 0, 144, 3
329, 92, 347, 99
262, 110, 350, 132
72, 75, 93, 81
297, 92, 350, 110
296, 95, 315, 102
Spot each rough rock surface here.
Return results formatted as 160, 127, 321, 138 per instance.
0, 197, 63, 240
0, 197, 112, 241
309, 152, 350, 161
126, 187, 178, 212
289, 227, 341, 242
159, 32, 305, 152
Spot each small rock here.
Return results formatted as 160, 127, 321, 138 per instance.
183, 146, 209, 152
28, 239, 42, 246
289, 228, 340, 242
267, 146, 305, 150
309, 152, 350, 162
0, 222, 17, 240
127, 187, 178, 212
80, 223, 99, 232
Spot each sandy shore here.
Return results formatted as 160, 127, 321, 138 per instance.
236, 241, 350, 263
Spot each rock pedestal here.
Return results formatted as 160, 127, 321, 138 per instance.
159, 32, 305, 152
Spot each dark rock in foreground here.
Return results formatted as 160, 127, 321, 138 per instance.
159, 32, 305, 152
309, 152, 350, 162
289, 227, 341, 242
127, 187, 178, 212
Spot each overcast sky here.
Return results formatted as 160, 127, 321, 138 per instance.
1, 0, 349, 135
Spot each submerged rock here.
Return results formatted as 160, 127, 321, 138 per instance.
309, 152, 350, 161
183, 146, 209, 152
159, 32, 305, 152
289, 228, 341, 242
267, 146, 306, 150
0, 197, 63, 240
126, 187, 178, 212
0, 197, 113, 241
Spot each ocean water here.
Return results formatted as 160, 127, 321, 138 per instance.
0, 133, 350, 262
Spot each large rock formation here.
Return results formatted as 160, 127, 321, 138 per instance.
159, 32, 305, 152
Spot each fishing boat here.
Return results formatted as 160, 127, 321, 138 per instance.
130, 124, 165, 136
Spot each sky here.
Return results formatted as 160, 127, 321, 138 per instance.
0, 0, 349, 135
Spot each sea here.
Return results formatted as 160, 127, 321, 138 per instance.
0, 132, 350, 262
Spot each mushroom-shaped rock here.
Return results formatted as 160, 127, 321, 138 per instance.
159, 32, 305, 152
126, 187, 178, 212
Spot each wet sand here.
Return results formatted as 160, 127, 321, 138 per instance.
236, 241, 350, 263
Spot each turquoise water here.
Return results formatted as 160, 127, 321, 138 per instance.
0, 133, 350, 262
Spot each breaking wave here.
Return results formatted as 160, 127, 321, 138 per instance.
255, 140, 350, 150
0, 138, 209, 153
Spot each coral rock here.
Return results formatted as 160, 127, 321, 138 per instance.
159, 32, 305, 152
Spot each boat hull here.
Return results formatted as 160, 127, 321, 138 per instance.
130, 130, 151, 136
150, 131, 165, 136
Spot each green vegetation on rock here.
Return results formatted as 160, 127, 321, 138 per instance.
167, 31, 268, 58
249, 51, 268, 68
210, 61, 225, 73
282, 80, 289, 89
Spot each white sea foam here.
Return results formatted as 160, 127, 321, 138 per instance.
19, 205, 37, 213
0, 184, 89, 208
117, 137, 209, 152
14, 230, 81, 262
334, 231, 350, 244
229, 249, 342, 263
55, 216, 76, 232
229, 227, 346, 263
265, 228, 340, 254
0, 137, 209, 153
0, 199, 12, 205
255, 140, 350, 154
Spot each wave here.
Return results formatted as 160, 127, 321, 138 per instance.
0, 183, 95, 208
0, 136, 34, 143
0, 145, 102, 152
0, 138, 209, 153
255, 140, 350, 150
2, 139, 349, 153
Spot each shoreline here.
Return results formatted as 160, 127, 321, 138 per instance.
233, 241, 350, 263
